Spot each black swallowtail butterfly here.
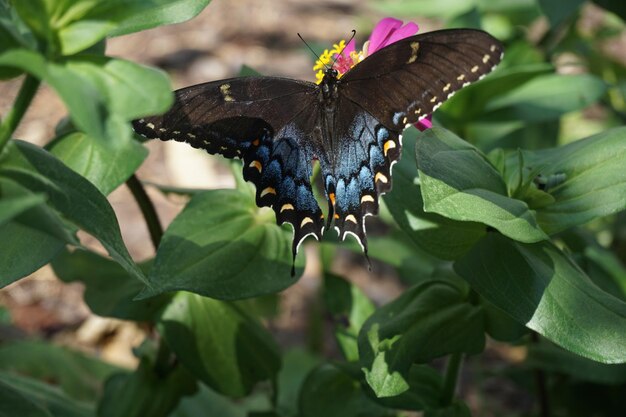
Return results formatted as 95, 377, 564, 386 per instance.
133, 29, 503, 271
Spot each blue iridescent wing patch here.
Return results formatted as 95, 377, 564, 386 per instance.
133, 29, 504, 274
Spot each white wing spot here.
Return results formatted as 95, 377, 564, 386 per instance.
429, 96, 438, 103
146, 123, 155, 130
187, 133, 196, 138
471, 65, 479, 73
482, 54, 490, 64
443, 83, 451, 92
457, 74, 465, 81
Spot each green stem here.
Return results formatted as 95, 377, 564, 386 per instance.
441, 352, 464, 406
0, 75, 40, 152
126, 174, 163, 250
531, 332, 550, 417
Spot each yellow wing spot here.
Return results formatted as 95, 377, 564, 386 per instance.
146, 123, 155, 130
220, 83, 235, 102
490, 45, 497, 52
220, 146, 227, 151
457, 74, 465, 81
430, 96, 438, 103
375, 172, 388, 184
471, 65, 479, 73
249, 160, 262, 173
383, 140, 396, 156
260, 187, 276, 197
159, 128, 167, 132
443, 83, 451, 92
402, 116, 408, 124
329, 192, 336, 207
345, 214, 358, 224
280, 203, 294, 212
187, 133, 196, 138
300, 217, 314, 227
361, 195, 375, 203
415, 108, 422, 114
482, 54, 490, 63
173, 131, 180, 135
406, 41, 420, 64
202, 140, 210, 145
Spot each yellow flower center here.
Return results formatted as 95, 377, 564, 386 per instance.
313, 39, 367, 84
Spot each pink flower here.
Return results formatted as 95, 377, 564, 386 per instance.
314, 18, 432, 131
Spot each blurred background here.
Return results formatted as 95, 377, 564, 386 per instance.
1, 0, 625, 415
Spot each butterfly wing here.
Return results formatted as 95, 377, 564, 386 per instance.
322, 29, 503, 251
317, 97, 400, 254
340, 29, 504, 129
133, 77, 325, 265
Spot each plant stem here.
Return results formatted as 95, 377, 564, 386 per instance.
531, 332, 550, 417
441, 352, 464, 406
0, 75, 40, 152
126, 174, 163, 250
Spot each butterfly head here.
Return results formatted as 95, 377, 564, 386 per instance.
324, 68, 339, 79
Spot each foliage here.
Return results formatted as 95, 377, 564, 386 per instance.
1, 0, 626, 416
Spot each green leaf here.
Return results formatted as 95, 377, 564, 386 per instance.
511, 127, 626, 234
0, 340, 119, 402
383, 127, 486, 260
0, 49, 171, 147
526, 342, 626, 385
454, 233, 626, 364
323, 273, 375, 361
62, 55, 172, 121
0, 371, 94, 417
112, 0, 212, 36
158, 292, 281, 397
481, 74, 608, 123
12, 0, 156, 55
0, 192, 45, 226
0, 179, 74, 287
145, 189, 299, 300
364, 364, 444, 411
98, 354, 197, 417
538, 0, 585, 26
416, 127, 548, 243
52, 249, 171, 321
358, 281, 484, 397
0, 141, 146, 284
298, 364, 393, 417
171, 384, 247, 417
275, 349, 320, 417
47, 132, 147, 195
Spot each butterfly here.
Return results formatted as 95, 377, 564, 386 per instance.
133, 29, 503, 272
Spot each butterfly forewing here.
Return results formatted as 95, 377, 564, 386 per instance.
341, 29, 504, 129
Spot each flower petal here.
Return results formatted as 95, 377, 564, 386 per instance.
415, 115, 433, 131
385, 22, 419, 46
368, 17, 403, 54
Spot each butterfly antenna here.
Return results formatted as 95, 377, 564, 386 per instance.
331, 30, 356, 67
297, 33, 328, 69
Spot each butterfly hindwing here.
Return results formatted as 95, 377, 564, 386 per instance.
316, 98, 401, 252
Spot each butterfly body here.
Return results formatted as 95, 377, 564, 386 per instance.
133, 29, 504, 268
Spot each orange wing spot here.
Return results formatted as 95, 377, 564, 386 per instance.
345, 214, 357, 224
329, 192, 336, 206
249, 160, 262, 172
252, 139, 260, 146
375, 172, 388, 184
334, 214, 340, 219
260, 187, 276, 197
383, 140, 396, 156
